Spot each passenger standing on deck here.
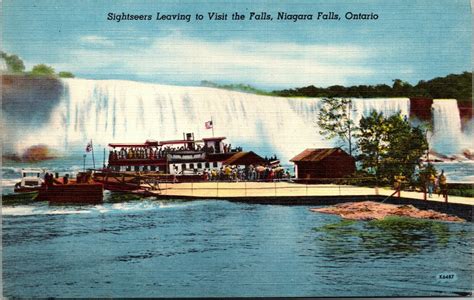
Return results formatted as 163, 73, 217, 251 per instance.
44, 173, 51, 187
63, 174, 69, 184
225, 166, 232, 181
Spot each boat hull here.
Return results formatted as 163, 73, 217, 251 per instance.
2, 191, 39, 204
37, 183, 104, 204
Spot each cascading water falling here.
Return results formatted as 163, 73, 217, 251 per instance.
4, 78, 470, 163
431, 99, 462, 155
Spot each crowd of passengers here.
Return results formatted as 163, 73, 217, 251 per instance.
203, 164, 291, 182
108, 143, 241, 161
176, 165, 291, 181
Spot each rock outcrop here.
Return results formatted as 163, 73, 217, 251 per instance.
311, 201, 464, 222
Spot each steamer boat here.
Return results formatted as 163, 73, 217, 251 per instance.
93, 133, 267, 191
106, 133, 239, 175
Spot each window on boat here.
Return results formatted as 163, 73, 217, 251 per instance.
205, 162, 210, 168
151, 166, 156, 171
134, 166, 139, 172
181, 163, 186, 170
213, 162, 218, 168
126, 166, 131, 171
143, 166, 148, 171
189, 163, 194, 169
197, 163, 202, 169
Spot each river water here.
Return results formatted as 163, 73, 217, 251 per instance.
2, 198, 473, 297
2, 157, 473, 297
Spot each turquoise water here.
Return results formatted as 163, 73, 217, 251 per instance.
2, 157, 473, 297
2, 197, 472, 298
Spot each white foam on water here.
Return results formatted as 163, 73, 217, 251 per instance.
1, 198, 205, 216
156, 200, 199, 209
1, 206, 38, 216
111, 201, 158, 211
1, 205, 92, 216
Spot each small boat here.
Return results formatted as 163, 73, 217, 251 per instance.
14, 168, 45, 193
13, 169, 104, 204
37, 182, 104, 204
37, 171, 104, 204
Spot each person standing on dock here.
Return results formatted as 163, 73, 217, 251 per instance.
438, 170, 447, 199
428, 173, 436, 198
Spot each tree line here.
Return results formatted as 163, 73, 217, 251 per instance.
274, 72, 472, 103
1, 51, 74, 78
202, 72, 471, 103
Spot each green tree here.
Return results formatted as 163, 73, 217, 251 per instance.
357, 111, 428, 185
58, 71, 75, 78
382, 114, 429, 182
30, 64, 55, 77
1, 51, 25, 73
356, 110, 388, 183
317, 97, 357, 156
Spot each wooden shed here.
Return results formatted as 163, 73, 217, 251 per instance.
290, 148, 355, 183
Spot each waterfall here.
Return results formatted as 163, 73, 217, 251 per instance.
4, 78, 470, 163
431, 99, 464, 155
0, 57, 8, 72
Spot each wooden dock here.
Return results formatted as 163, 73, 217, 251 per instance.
141, 182, 473, 221
144, 181, 470, 203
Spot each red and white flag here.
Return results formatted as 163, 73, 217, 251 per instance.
85, 141, 93, 152
205, 120, 213, 129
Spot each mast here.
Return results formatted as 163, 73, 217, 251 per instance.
211, 116, 215, 137
91, 140, 96, 169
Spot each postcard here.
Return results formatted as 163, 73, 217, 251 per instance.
1, 0, 472, 298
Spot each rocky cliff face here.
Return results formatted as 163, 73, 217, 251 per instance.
409, 97, 433, 121
458, 101, 473, 128
2, 75, 63, 123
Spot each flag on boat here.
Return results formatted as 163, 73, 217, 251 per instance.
85, 141, 93, 152
205, 120, 213, 129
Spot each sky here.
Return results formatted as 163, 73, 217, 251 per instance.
1, 0, 472, 89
